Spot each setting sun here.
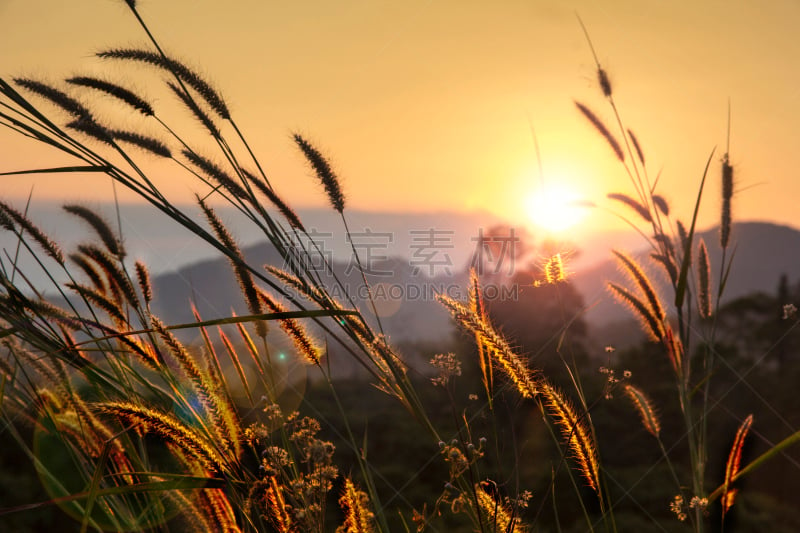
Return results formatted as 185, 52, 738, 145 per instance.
526, 182, 588, 234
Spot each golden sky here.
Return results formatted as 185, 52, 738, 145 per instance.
1, 0, 798, 235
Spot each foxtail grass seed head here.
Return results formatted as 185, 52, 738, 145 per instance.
258, 291, 321, 365
14, 78, 92, 120
664, 325, 683, 375
260, 475, 294, 532
575, 101, 624, 162
628, 128, 645, 166
66, 281, 127, 325
293, 134, 345, 212
623, 384, 660, 437
651, 195, 670, 217
0, 201, 64, 264
437, 294, 538, 398
607, 193, 652, 223
721, 153, 734, 249
66, 116, 113, 144
651, 252, 678, 285
475, 483, 526, 533
722, 414, 753, 515
338, 478, 375, 533
598, 67, 612, 98
65, 76, 154, 116
111, 129, 171, 158
612, 250, 666, 325
168, 82, 220, 137
77, 243, 139, 307
96, 401, 226, 474
96, 48, 230, 119
243, 169, 305, 231
540, 381, 601, 494
63, 204, 125, 258
184, 150, 247, 199
197, 196, 266, 338
135, 260, 152, 305
697, 239, 712, 319
544, 253, 566, 284
608, 282, 664, 342
69, 253, 105, 292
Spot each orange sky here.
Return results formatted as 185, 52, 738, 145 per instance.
1, 0, 798, 236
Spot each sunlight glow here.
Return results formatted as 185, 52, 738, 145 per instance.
526, 183, 588, 234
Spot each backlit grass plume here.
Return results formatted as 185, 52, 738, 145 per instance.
610, 250, 666, 340
135, 259, 152, 306
111, 129, 172, 158
628, 128, 645, 165
258, 475, 294, 532
474, 482, 526, 533
540, 381, 601, 494
197, 195, 267, 338
258, 290, 322, 366
437, 293, 538, 399
293, 133, 345, 212
608, 282, 663, 342
95, 401, 227, 475
544, 252, 566, 284
97, 48, 230, 119
65, 76, 154, 116
607, 193, 652, 223
0, 200, 65, 264
338, 478, 375, 533
721, 153, 734, 249
696, 239, 712, 319
63, 204, 125, 258
722, 414, 753, 516
623, 384, 660, 437
575, 101, 624, 162
469, 269, 494, 406
244, 168, 305, 230
14, 77, 92, 120
185, 149, 247, 199
169, 82, 220, 137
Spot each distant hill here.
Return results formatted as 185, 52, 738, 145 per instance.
147, 221, 800, 351
572, 222, 800, 342
25, 198, 799, 363
147, 239, 465, 346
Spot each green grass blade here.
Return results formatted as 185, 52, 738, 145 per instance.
675, 149, 716, 309
0, 476, 226, 516
707, 428, 800, 503
80, 439, 114, 533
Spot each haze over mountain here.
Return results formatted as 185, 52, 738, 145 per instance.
141, 217, 799, 351
573, 222, 800, 327
9, 202, 796, 354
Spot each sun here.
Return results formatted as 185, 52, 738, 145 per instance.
525, 182, 588, 234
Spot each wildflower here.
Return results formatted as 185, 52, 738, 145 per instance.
516, 490, 533, 509
430, 353, 461, 387
689, 496, 708, 511
782, 303, 797, 320
670, 494, 687, 522
623, 370, 632, 379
